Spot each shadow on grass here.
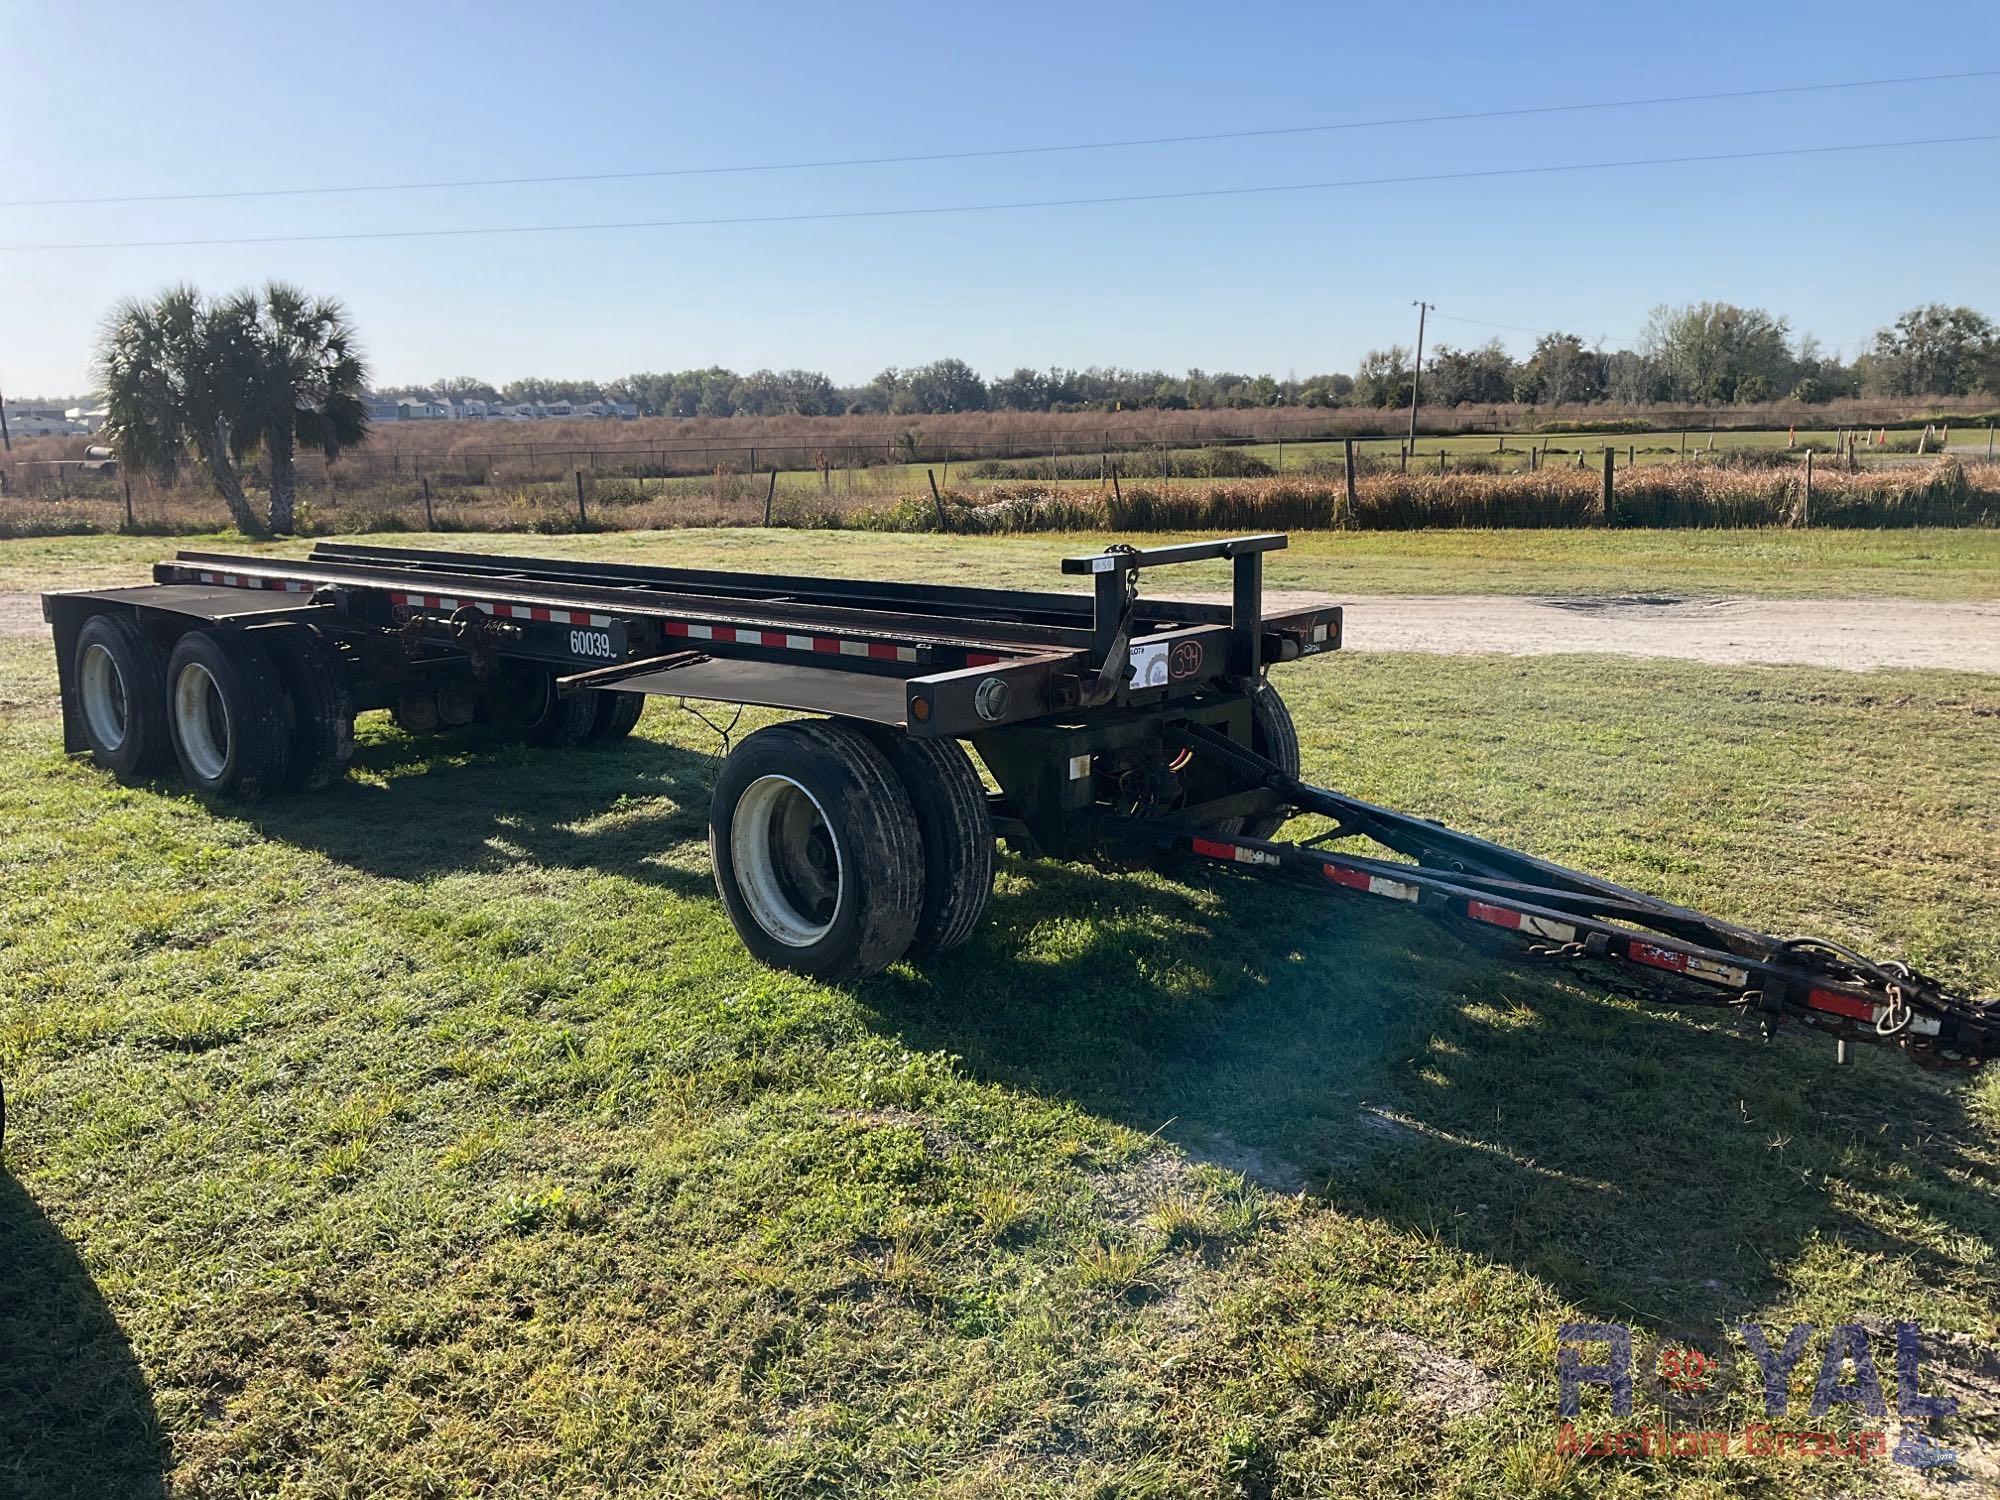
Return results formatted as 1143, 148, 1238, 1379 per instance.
239, 723, 1999, 1333
245, 724, 722, 893
0, 1172, 167, 1499
866, 858, 2000, 1329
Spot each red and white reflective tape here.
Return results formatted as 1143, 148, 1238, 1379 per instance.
1805, 987, 1942, 1036
664, 620, 918, 663
190, 570, 313, 593
1191, 836, 1280, 868
392, 591, 614, 629
1322, 862, 1420, 903
1627, 939, 1750, 988
1467, 899, 1577, 943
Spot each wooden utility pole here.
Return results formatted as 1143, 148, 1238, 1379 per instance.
1601, 446, 1615, 524
926, 468, 948, 532
1342, 438, 1357, 525
763, 468, 777, 525
574, 469, 588, 528
0, 374, 10, 451
1406, 300, 1433, 446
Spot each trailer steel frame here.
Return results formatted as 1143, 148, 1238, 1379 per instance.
40, 532, 1995, 1064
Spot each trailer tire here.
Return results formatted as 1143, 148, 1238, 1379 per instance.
491, 663, 597, 747
857, 727, 993, 955
266, 624, 354, 791
164, 630, 292, 800
584, 689, 645, 743
72, 612, 171, 780
709, 720, 924, 981
1229, 680, 1301, 841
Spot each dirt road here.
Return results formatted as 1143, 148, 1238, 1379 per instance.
1334, 593, 2000, 672
3, 589, 1992, 672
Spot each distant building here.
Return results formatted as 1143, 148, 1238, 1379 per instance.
3, 405, 81, 436
354, 394, 637, 425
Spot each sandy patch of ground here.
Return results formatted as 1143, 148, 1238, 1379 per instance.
0, 593, 45, 637
1337, 593, 2000, 672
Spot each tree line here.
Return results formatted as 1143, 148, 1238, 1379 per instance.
376, 303, 2000, 419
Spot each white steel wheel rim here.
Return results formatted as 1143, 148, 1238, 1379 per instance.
172, 661, 231, 782
730, 774, 843, 947
79, 642, 129, 752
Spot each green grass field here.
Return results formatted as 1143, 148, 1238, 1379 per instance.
3, 535, 1998, 1497
9, 524, 2000, 602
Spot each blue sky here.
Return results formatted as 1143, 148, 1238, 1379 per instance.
3, 0, 1996, 396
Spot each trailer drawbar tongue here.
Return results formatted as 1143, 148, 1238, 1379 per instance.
39, 531, 1996, 1072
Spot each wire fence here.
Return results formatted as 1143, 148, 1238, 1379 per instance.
3, 422, 1995, 538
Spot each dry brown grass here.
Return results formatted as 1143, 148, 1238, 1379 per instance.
5, 459, 1992, 542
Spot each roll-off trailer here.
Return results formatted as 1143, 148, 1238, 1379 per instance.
38, 534, 1997, 1073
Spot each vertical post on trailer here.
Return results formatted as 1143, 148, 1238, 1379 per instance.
1231, 547, 1263, 677
1091, 566, 1124, 671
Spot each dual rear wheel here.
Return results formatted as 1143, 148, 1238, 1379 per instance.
708, 719, 994, 982
72, 618, 355, 800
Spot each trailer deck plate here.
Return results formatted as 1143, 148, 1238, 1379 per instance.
51, 584, 332, 625
614, 658, 908, 726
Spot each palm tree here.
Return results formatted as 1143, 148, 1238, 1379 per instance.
252, 283, 369, 534
98, 285, 267, 536
95, 283, 369, 537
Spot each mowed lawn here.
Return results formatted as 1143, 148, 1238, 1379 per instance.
2, 532, 1999, 1497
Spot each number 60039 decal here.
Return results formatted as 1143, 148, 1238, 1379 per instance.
568, 629, 615, 659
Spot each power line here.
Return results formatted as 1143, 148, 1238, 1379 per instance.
4, 69, 1993, 211
6, 133, 1993, 253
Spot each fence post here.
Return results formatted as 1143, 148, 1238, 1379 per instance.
1601, 446, 1615, 524
1436, 449, 1446, 476
764, 468, 777, 526
422, 473, 434, 529
1802, 448, 1813, 528
575, 469, 587, 529
1342, 438, 1357, 527
926, 468, 948, 532
123, 473, 134, 531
